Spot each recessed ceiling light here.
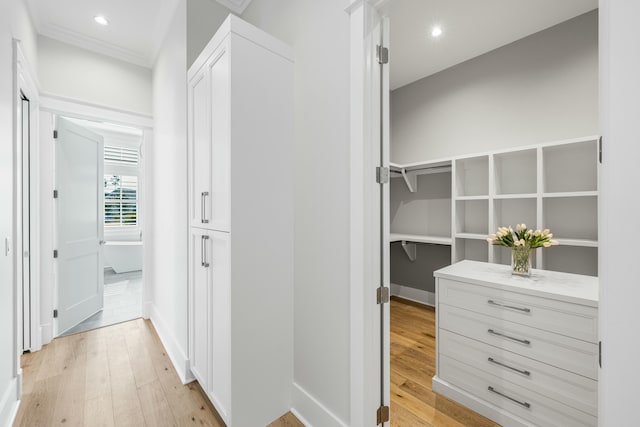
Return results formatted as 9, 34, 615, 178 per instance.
431, 26, 443, 38
94, 15, 109, 26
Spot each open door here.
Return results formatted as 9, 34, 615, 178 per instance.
55, 117, 105, 335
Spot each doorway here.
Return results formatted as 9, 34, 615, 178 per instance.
368, 1, 600, 425
54, 116, 145, 337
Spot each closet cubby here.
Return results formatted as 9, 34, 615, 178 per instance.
455, 156, 489, 197
542, 246, 598, 277
493, 149, 537, 195
390, 172, 452, 238
543, 196, 598, 243
455, 238, 488, 263
543, 140, 598, 194
455, 199, 488, 236
493, 198, 537, 231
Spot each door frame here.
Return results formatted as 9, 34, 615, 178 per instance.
13, 39, 41, 359
38, 94, 153, 344
348, 1, 391, 425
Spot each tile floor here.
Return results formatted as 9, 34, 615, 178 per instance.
61, 268, 142, 336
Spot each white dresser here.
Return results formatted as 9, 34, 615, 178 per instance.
433, 260, 599, 427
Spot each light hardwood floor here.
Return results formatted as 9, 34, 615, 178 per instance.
390, 296, 500, 427
14, 318, 302, 427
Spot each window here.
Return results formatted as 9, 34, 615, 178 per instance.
104, 144, 140, 228
104, 175, 138, 227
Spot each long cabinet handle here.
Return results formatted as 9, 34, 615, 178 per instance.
487, 386, 531, 409
201, 192, 210, 224
488, 357, 531, 376
487, 300, 531, 313
487, 329, 531, 345
201, 235, 210, 268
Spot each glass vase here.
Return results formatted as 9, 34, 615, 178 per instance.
511, 244, 532, 277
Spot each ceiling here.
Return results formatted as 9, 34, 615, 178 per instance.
389, 0, 598, 90
25, 0, 253, 68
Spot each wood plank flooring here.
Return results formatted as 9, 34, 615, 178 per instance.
15, 318, 302, 427
390, 296, 500, 427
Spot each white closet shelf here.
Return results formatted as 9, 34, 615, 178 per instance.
493, 193, 537, 200
390, 160, 452, 193
455, 233, 488, 240
543, 191, 598, 198
455, 195, 489, 201
390, 233, 452, 246
556, 238, 598, 248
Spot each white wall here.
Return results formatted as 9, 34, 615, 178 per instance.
149, 0, 190, 382
38, 36, 153, 115
0, 1, 38, 425
390, 10, 599, 163
240, 2, 352, 425
599, 0, 640, 425
186, 0, 230, 68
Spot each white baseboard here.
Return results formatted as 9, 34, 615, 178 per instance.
291, 383, 347, 427
142, 301, 152, 319
40, 322, 53, 347
390, 283, 435, 307
148, 303, 194, 384
0, 377, 20, 427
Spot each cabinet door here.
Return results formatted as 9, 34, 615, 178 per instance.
208, 230, 232, 421
188, 69, 212, 228
189, 228, 211, 389
208, 46, 231, 232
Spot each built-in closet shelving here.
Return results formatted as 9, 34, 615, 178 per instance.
391, 135, 600, 280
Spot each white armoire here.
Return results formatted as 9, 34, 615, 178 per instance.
187, 15, 294, 426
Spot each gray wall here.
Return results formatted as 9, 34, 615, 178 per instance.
241, 1, 352, 423
186, 0, 231, 68
391, 10, 598, 163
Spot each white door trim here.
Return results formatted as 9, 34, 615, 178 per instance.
348, 1, 391, 425
38, 94, 153, 345
13, 38, 42, 361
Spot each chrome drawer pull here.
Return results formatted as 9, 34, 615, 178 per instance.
488, 386, 531, 409
201, 192, 210, 224
201, 235, 210, 268
487, 329, 531, 345
488, 357, 531, 376
488, 300, 531, 313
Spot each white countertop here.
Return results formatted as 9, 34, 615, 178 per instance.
434, 260, 599, 307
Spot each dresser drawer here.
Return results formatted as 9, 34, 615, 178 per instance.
439, 304, 598, 379
438, 278, 598, 343
439, 355, 597, 427
439, 329, 597, 416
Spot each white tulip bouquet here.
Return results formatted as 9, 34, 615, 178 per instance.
486, 224, 559, 249
487, 224, 559, 276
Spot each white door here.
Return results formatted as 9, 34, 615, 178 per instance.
189, 227, 210, 389
209, 230, 231, 422
55, 117, 105, 334
189, 69, 212, 228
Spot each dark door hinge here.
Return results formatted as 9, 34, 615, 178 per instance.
377, 287, 390, 304
376, 166, 390, 184
53, 130, 58, 139
599, 136, 603, 164
376, 405, 390, 424
53, 249, 58, 259
53, 190, 58, 199
53, 309, 58, 318
376, 45, 389, 65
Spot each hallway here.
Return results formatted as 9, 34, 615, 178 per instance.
14, 319, 302, 426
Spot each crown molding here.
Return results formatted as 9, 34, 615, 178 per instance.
39, 23, 152, 68
215, 0, 253, 14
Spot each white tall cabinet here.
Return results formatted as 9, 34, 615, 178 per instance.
187, 15, 294, 426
